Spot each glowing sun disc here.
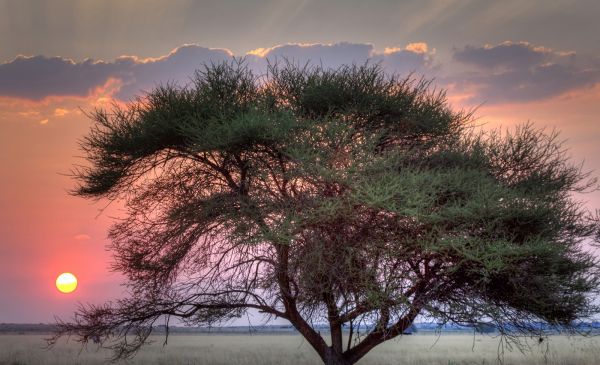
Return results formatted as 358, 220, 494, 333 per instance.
56, 272, 78, 294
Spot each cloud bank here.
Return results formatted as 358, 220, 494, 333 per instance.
0, 42, 435, 102
0, 41, 597, 104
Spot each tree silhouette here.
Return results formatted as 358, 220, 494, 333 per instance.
51, 60, 600, 365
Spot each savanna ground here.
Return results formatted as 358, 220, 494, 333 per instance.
1, 333, 599, 365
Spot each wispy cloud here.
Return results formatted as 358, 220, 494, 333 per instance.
73, 234, 91, 241
53, 108, 69, 117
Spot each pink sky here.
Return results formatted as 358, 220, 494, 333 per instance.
1, 0, 599, 324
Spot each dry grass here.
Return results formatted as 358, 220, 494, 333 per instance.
1, 333, 599, 365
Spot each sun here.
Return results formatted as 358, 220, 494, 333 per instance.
56, 272, 78, 294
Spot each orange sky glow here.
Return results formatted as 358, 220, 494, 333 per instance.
2, 74, 598, 322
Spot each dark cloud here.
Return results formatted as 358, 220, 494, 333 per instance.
248, 42, 374, 69
0, 43, 435, 101
376, 47, 434, 76
454, 41, 550, 70
113, 45, 233, 100
450, 41, 599, 103
249, 42, 434, 77
0, 45, 234, 101
0, 56, 114, 100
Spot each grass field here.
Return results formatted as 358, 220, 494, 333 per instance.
1, 333, 599, 365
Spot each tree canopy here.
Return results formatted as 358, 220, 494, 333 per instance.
52, 60, 600, 365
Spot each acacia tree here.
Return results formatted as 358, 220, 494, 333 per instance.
51, 60, 600, 365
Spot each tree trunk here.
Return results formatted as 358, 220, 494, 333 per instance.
324, 347, 352, 365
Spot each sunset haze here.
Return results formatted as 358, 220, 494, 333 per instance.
1, 0, 599, 326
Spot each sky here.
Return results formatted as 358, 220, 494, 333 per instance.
1, 0, 599, 324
